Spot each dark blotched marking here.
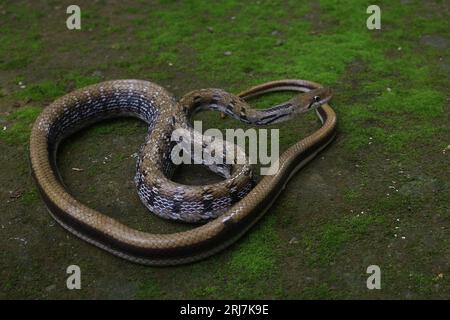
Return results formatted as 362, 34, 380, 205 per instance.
239, 114, 250, 124
201, 188, 214, 214
147, 191, 155, 206
266, 102, 292, 112
227, 181, 241, 203
172, 187, 185, 214
259, 113, 278, 121
239, 107, 249, 122
211, 94, 222, 104
192, 100, 203, 109
257, 112, 289, 125
226, 99, 236, 112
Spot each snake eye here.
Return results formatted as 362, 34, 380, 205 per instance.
313, 95, 321, 102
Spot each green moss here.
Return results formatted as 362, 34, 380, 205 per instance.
0, 107, 42, 145
373, 89, 445, 118
15, 82, 65, 102
21, 188, 39, 205
136, 280, 164, 299
8, 107, 42, 123
88, 119, 145, 136
227, 218, 277, 281
343, 189, 362, 203
0, 5, 43, 70
191, 286, 219, 298
187, 215, 281, 299
300, 283, 348, 299
14, 72, 102, 103
63, 72, 103, 89
409, 273, 435, 296
303, 214, 386, 266
110, 0, 447, 159
383, 269, 438, 298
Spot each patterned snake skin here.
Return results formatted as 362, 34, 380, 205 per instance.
30, 79, 336, 265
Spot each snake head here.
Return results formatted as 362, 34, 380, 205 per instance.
291, 87, 333, 114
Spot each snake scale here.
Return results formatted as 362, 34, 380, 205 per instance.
30, 79, 336, 265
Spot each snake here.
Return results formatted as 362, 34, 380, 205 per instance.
30, 79, 336, 265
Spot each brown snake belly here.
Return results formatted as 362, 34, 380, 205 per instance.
30, 79, 336, 265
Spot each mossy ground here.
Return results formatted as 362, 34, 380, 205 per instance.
0, 0, 448, 299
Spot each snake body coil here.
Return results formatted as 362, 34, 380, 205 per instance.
30, 79, 336, 265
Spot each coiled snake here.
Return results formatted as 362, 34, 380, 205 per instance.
30, 79, 336, 265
